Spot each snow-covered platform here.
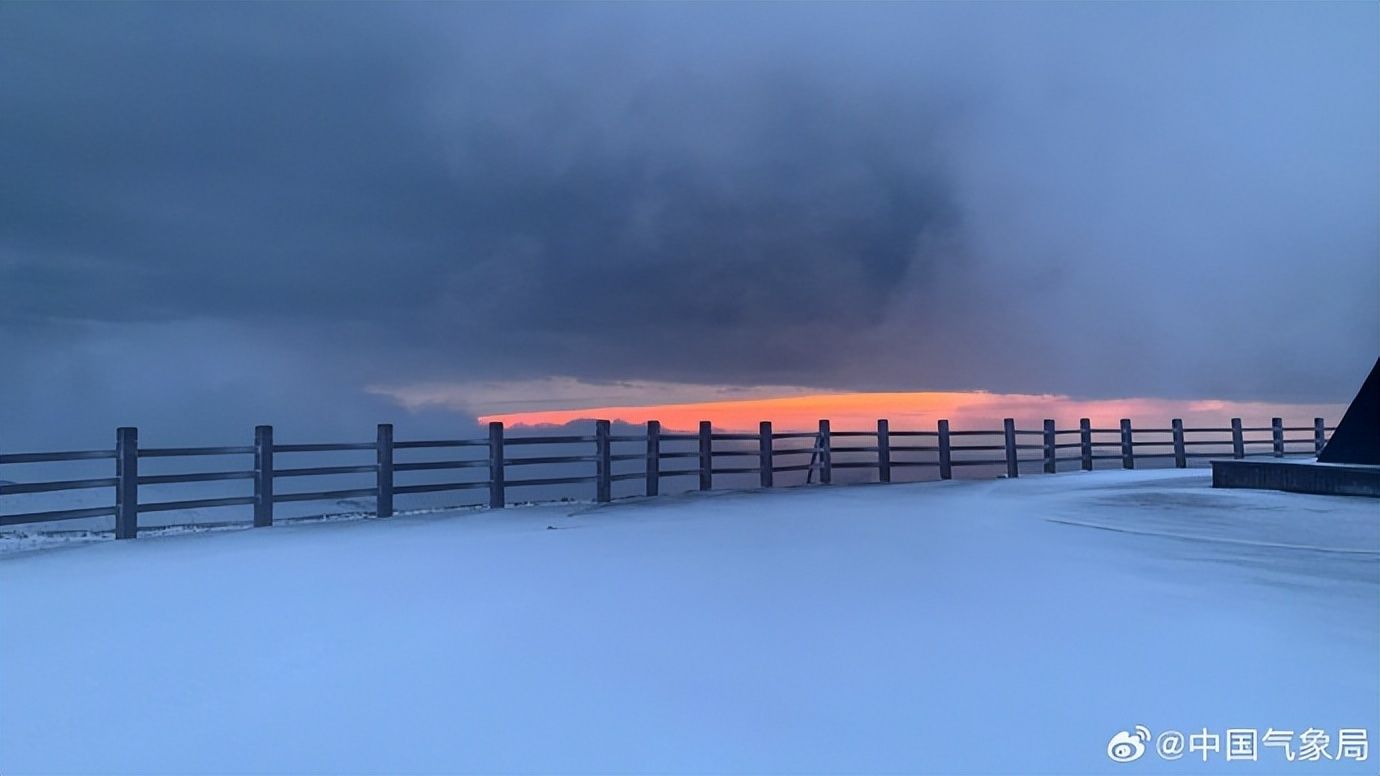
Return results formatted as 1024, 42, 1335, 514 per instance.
1212, 457, 1380, 497
2, 470, 1376, 774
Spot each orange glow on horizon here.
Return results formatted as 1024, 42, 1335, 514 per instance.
479, 391, 1345, 433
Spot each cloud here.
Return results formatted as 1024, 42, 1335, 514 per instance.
368, 377, 834, 418
0, 2, 1375, 444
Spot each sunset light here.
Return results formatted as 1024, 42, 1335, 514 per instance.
479, 390, 1346, 432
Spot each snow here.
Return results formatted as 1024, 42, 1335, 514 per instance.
2, 470, 1376, 774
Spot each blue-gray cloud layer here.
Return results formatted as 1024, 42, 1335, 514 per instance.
2, 2, 1376, 444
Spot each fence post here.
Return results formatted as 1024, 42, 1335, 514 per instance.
759, 421, 773, 488
488, 422, 505, 508
1120, 419, 1134, 469
645, 420, 660, 497
595, 419, 611, 503
115, 426, 138, 540
1042, 419, 1056, 474
1003, 418, 1019, 478
376, 423, 394, 518
877, 419, 891, 483
937, 419, 952, 480
1231, 418, 1244, 459
1079, 418, 1092, 471
1271, 417, 1284, 457
254, 425, 274, 527
818, 419, 832, 484
1314, 417, 1326, 455
698, 421, 712, 491
1171, 418, 1186, 468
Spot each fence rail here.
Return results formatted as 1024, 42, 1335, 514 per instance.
1, 416, 1335, 539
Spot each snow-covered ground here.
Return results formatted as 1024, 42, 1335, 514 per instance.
1, 470, 1376, 774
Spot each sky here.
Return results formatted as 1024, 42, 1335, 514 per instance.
1, 2, 1376, 446
473, 391, 1346, 434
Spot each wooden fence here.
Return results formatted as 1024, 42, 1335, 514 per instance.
0, 417, 1334, 539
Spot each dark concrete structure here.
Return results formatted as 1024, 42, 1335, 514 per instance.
1213, 358, 1380, 497
1317, 357, 1380, 465
1212, 458, 1380, 497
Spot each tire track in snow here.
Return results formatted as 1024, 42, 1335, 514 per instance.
1044, 516, 1380, 556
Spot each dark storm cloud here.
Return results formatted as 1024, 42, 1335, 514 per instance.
1, 3, 454, 320
1, 1, 1376, 443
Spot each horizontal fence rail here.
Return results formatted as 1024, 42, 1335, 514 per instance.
0, 416, 1335, 538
